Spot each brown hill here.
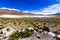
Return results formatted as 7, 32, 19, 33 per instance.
0, 9, 33, 15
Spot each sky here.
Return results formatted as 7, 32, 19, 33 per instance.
0, 0, 60, 15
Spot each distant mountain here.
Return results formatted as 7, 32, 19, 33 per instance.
48, 13, 60, 16
0, 8, 44, 16
53, 13, 60, 15
0, 9, 33, 15
1, 8, 60, 16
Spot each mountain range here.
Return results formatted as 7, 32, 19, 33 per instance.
0, 8, 59, 16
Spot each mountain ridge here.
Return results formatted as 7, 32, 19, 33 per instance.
0, 8, 60, 16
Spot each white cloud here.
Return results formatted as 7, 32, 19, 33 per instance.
0, 7, 20, 11
30, 4, 60, 15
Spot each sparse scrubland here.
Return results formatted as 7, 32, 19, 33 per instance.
0, 17, 60, 29
0, 17, 60, 40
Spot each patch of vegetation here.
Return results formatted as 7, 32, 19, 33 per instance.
54, 31, 60, 34
9, 29, 34, 40
42, 26, 50, 32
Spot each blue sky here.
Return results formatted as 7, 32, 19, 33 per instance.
0, 0, 60, 15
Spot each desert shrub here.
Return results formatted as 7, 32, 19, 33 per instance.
9, 29, 34, 40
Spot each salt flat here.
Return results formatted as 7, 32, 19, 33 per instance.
0, 15, 55, 18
